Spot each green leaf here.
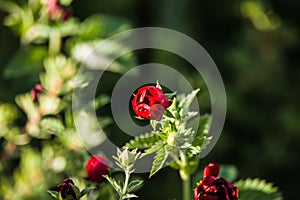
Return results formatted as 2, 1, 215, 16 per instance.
126, 133, 160, 150
127, 178, 143, 193
80, 186, 97, 197
149, 145, 168, 177
15, 93, 39, 118
103, 175, 122, 195
92, 95, 110, 110
234, 178, 283, 200
164, 91, 177, 99
178, 89, 200, 117
192, 115, 211, 146
219, 164, 238, 183
3, 46, 47, 78
142, 141, 164, 157
122, 193, 138, 199
40, 118, 65, 135
78, 14, 131, 39
47, 190, 59, 199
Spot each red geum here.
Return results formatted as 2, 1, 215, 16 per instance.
86, 155, 109, 184
194, 162, 238, 200
131, 86, 171, 120
31, 84, 43, 103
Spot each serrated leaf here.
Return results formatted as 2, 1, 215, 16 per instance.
178, 89, 200, 117
127, 178, 143, 193
142, 141, 164, 157
3, 46, 47, 78
126, 133, 160, 150
192, 115, 211, 146
47, 190, 59, 199
103, 175, 123, 195
234, 178, 283, 200
182, 111, 198, 122
149, 145, 168, 177
80, 186, 97, 197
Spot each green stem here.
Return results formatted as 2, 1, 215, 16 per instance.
179, 151, 191, 200
182, 173, 191, 200
49, 29, 61, 54
65, 106, 74, 128
120, 169, 130, 200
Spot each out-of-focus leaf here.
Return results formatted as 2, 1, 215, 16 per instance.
40, 118, 65, 135
15, 93, 39, 118
78, 14, 131, 40
3, 46, 48, 78
47, 190, 59, 199
80, 186, 97, 197
39, 95, 62, 115
71, 39, 137, 73
219, 164, 238, 182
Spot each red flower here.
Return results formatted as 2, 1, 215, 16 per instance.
194, 163, 238, 200
86, 155, 109, 184
131, 86, 171, 120
30, 84, 43, 103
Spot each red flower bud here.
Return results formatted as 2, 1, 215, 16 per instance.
131, 86, 171, 120
46, 0, 71, 21
194, 163, 238, 200
30, 84, 43, 103
57, 178, 80, 200
203, 162, 220, 178
86, 155, 109, 184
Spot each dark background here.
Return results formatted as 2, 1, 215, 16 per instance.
1, 0, 299, 199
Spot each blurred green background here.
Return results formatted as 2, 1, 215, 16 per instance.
1, 0, 299, 199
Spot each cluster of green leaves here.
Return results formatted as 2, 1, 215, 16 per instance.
104, 148, 143, 200
127, 89, 212, 178
0, 0, 135, 199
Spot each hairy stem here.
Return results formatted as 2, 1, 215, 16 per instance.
120, 169, 130, 200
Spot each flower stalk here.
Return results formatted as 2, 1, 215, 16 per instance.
49, 29, 61, 54
182, 172, 191, 200
179, 151, 192, 200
